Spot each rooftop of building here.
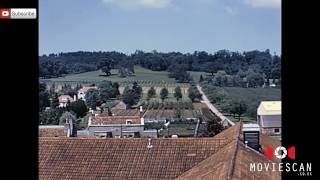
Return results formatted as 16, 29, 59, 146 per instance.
39, 125, 67, 137
257, 101, 281, 115
91, 115, 141, 125
39, 122, 280, 179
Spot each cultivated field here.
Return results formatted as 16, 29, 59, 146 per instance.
41, 66, 203, 94
202, 85, 281, 122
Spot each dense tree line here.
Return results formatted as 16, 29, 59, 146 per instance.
133, 49, 280, 80
40, 50, 281, 84
39, 51, 132, 78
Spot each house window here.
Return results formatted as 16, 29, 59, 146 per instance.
126, 120, 133, 124
274, 128, 280, 133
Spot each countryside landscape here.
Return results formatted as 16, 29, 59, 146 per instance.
39, 50, 281, 137
39, 1, 284, 179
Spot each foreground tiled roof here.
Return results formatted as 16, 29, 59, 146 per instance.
91, 115, 141, 125
39, 126, 66, 137
176, 123, 281, 180
39, 137, 232, 180
39, 122, 281, 180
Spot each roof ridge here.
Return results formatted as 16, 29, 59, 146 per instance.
226, 121, 242, 180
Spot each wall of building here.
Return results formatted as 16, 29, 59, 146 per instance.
258, 115, 281, 128
88, 125, 144, 137
261, 127, 281, 136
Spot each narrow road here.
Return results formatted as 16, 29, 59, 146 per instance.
196, 85, 235, 126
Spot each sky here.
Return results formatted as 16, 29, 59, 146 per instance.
39, 0, 281, 55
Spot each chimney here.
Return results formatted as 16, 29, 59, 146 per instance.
242, 123, 260, 151
88, 116, 92, 126
147, 138, 153, 149
65, 118, 73, 137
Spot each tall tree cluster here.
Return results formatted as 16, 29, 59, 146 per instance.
122, 82, 143, 108
40, 50, 281, 84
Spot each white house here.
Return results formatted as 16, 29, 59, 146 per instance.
58, 95, 75, 108
77, 86, 97, 102
257, 101, 281, 137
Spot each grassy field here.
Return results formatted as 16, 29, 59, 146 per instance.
188, 71, 210, 82
43, 66, 208, 89
202, 85, 281, 122
46, 66, 177, 83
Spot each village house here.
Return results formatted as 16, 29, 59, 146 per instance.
39, 122, 281, 180
87, 115, 157, 138
77, 86, 97, 102
39, 118, 75, 137
86, 107, 156, 138
257, 101, 281, 138
58, 95, 76, 108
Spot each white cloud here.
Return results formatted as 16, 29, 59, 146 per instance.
244, 0, 281, 8
225, 6, 236, 15
103, 0, 173, 9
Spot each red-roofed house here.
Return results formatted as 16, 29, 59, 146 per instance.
87, 114, 157, 138
58, 95, 75, 108
77, 86, 97, 101
39, 122, 281, 180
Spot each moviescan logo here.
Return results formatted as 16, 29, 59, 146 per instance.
250, 146, 312, 177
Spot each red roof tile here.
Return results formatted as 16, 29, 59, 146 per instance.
39, 122, 281, 180
39, 137, 232, 180
39, 126, 67, 137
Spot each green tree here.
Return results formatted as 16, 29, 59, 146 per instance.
229, 101, 248, 121
160, 87, 169, 102
122, 86, 138, 108
188, 86, 202, 102
132, 82, 143, 99
175, 109, 182, 118
246, 69, 265, 88
69, 100, 88, 118
49, 83, 56, 95
98, 81, 120, 103
174, 86, 182, 101
39, 108, 62, 125
147, 86, 156, 99
50, 93, 60, 109
39, 83, 50, 111
207, 119, 224, 136
213, 70, 228, 87
59, 111, 76, 125
97, 58, 113, 76
85, 89, 101, 110
199, 74, 204, 82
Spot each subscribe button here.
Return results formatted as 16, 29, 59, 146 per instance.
0, 8, 37, 19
